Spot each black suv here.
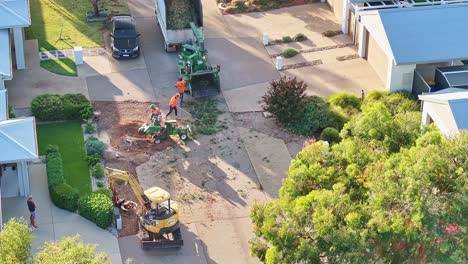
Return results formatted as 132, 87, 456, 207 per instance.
110, 16, 140, 59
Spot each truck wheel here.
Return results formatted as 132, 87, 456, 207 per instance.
154, 138, 161, 144
179, 134, 188, 141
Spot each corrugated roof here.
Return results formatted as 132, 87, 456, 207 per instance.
0, 117, 38, 163
0, 0, 30, 29
449, 99, 468, 130
378, 5, 468, 65
0, 29, 12, 79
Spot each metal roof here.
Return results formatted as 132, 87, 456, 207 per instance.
0, 29, 12, 79
0, 0, 30, 29
0, 117, 38, 163
378, 5, 468, 65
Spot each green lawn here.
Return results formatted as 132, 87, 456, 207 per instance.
26, 0, 129, 51
40, 58, 78, 76
462, 60, 468, 65
37, 121, 91, 194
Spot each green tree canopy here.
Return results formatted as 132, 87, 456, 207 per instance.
250, 99, 467, 263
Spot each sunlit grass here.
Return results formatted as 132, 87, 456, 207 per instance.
26, 0, 129, 51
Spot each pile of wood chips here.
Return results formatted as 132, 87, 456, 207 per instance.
167, 0, 194, 30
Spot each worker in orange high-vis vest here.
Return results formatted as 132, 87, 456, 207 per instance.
175, 77, 186, 105
166, 93, 180, 118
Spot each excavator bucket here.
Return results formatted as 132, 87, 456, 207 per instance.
188, 69, 220, 98
140, 239, 184, 250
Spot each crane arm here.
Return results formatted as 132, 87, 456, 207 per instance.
104, 167, 149, 209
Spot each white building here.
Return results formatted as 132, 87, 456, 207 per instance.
324, 0, 468, 92
0, 0, 37, 228
419, 88, 468, 137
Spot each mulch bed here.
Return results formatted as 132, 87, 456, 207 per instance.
220, 0, 315, 15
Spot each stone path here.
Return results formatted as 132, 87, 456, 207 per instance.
39, 47, 107, 61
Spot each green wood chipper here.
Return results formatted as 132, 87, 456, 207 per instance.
178, 22, 220, 98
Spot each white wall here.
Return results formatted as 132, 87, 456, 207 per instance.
386, 61, 416, 93
421, 101, 458, 137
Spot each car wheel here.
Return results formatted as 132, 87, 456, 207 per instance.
154, 138, 161, 144
179, 134, 188, 141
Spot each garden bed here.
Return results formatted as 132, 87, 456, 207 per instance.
218, 0, 319, 14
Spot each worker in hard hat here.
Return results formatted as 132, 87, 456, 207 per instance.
166, 93, 180, 118
149, 104, 161, 121
175, 77, 187, 105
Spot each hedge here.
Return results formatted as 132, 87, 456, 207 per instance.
61, 94, 92, 120
78, 193, 113, 229
45, 145, 65, 186
31, 94, 92, 121
50, 183, 79, 212
45, 145, 79, 212
31, 94, 64, 121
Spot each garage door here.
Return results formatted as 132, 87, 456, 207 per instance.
328, 0, 344, 23
366, 34, 388, 83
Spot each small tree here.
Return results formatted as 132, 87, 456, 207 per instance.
260, 76, 307, 127
35, 235, 110, 263
0, 218, 33, 264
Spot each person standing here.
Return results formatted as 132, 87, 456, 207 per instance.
27, 195, 38, 228
166, 93, 180, 118
175, 77, 186, 105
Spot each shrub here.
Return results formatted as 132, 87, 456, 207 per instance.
62, 94, 91, 120
31, 94, 64, 120
364, 90, 419, 115
320, 127, 341, 143
50, 183, 79, 212
322, 30, 342, 37
85, 154, 101, 167
78, 193, 113, 228
46, 147, 65, 186
95, 188, 112, 199
80, 104, 94, 120
84, 122, 96, 134
290, 96, 348, 135
85, 139, 105, 157
329, 92, 361, 110
293, 33, 308, 42
261, 76, 307, 126
282, 36, 292, 43
96, 182, 104, 188
8, 105, 15, 118
283, 48, 298, 58
92, 163, 104, 179
233, 0, 246, 11
86, 136, 98, 142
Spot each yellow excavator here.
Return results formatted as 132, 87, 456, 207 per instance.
104, 167, 183, 249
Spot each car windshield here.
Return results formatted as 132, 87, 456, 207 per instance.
114, 19, 136, 38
